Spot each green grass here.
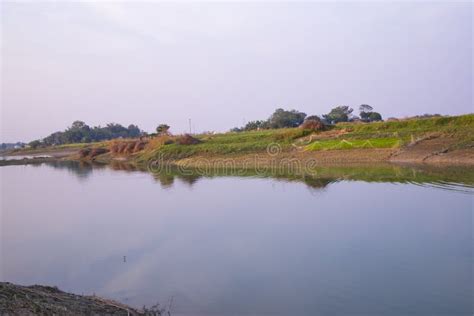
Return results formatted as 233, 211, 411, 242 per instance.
140, 128, 313, 161
305, 138, 402, 151
139, 114, 473, 161
334, 114, 474, 139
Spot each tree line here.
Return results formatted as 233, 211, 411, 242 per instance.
29, 121, 144, 148
232, 104, 383, 132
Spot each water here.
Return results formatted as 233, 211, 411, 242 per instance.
1, 162, 473, 315
0, 154, 52, 160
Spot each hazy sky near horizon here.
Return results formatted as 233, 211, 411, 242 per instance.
1, 1, 472, 142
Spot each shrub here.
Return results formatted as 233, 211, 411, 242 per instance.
125, 142, 135, 154
90, 148, 109, 158
133, 141, 147, 152
164, 139, 174, 145
176, 134, 201, 145
79, 147, 108, 159
300, 119, 325, 131
79, 148, 91, 158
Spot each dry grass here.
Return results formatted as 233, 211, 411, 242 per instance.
109, 139, 149, 155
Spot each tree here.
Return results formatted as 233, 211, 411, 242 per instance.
368, 112, 382, 122
323, 106, 353, 124
359, 104, 373, 113
156, 124, 170, 135
243, 120, 269, 131
359, 104, 382, 122
268, 108, 307, 129
29, 140, 42, 149
230, 127, 242, 133
32, 121, 144, 146
127, 124, 141, 137
71, 120, 87, 129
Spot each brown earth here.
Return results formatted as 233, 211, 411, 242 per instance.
389, 136, 473, 165
0, 282, 162, 316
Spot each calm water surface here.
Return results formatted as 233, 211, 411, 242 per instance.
1, 162, 473, 315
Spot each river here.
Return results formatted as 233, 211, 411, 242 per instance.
1, 161, 472, 315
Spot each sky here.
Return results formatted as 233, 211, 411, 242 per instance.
1, 1, 472, 142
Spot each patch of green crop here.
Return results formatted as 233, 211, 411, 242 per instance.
305, 138, 402, 151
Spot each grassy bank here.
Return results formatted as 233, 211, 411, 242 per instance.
136, 114, 473, 163
5, 114, 474, 166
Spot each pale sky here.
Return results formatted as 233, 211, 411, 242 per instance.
1, 1, 472, 142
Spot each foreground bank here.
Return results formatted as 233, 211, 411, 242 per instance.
0, 282, 163, 316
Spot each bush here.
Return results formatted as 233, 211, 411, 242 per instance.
133, 141, 147, 152
164, 139, 174, 145
90, 148, 109, 158
79, 148, 92, 158
176, 134, 201, 145
79, 147, 109, 159
300, 119, 325, 131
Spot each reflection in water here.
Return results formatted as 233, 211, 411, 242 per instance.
1, 161, 472, 315
39, 160, 474, 193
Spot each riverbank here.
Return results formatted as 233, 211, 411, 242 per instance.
2, 114, 473, 167
0, 282, 163, 315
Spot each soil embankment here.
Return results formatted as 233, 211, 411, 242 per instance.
0, 282, 159, 316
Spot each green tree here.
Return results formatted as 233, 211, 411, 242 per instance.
368, 112, 382, 121
127, 124, 141, 137
29, 140, 42, 149
156, 124, 170, 135
243, 120, 269, 131
323, 106, 353, 124
359, 104, 373, 112
268, 108, 307, 128
71, 120, 87, 129
359, 104, 382, 122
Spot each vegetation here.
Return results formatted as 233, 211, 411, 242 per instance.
139, 114, 473, 162
232, 104, 385, 132
268, 108, 307, 128
156, 124, 170, 135
306, 138, 401, 151
232, 108, 308, 131
29, 121, 144, 148
300, 116, 325, 131
7, 107, 472, 167
334, 113, 474, 140
322, 105, 354, 123
136, 128, 312, 161
359, 104, 383, 122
